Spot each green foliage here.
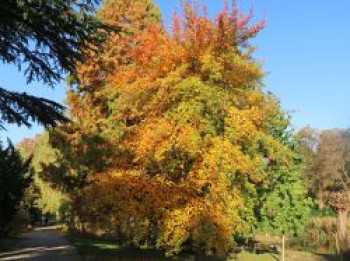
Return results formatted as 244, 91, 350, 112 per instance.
0, 141, 32, 236
256, 127, 313, 235
257, 166, 313, 235
18, 133, 67, 217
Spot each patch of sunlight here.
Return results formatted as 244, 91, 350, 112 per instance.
229, 251, 277, 261
92, 243, 120, 250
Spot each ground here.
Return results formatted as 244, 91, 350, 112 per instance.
68, 232, 340, 261
0, 227, 340, 261
0, 226, 78, 261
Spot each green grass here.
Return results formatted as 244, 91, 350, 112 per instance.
66, 233, 175, 260
230, 250, 340, 261
66, 233, 339, 261
67, 234, 122, 253
229, 251, 278, 261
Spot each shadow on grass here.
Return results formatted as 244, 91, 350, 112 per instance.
67, 234, 212, 261
316, 253, 341, 261
67, 233, 342, 261
0, 236, 19, 252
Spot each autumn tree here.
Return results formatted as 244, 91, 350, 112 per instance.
49, 0, 162, 192
50, 0, 310, 256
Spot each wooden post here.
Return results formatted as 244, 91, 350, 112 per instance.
282, 234, 285, 261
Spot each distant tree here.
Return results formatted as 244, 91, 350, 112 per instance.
316, 130, 350, 260
0, 0, 111, 129
0, 141, 32, 236
296, 127, 322, 200
299, 128, 350, 260
257, 121, 312, 236
18, 133, 66, 217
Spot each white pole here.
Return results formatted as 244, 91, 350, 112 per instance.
282, 234, 285, 261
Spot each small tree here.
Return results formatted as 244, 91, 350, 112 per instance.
296, 127, 321, 200
0, 141, 32, 236
257, 120, 312, 237
18, 134, 67, 218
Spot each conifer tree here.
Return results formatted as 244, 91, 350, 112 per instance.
0, 0, 109, 128
0, 142, 32, 236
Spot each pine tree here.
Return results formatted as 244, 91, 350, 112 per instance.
0, 0, 110, 128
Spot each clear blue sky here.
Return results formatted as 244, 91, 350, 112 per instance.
2, 0, 350, 144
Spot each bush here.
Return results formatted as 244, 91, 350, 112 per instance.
5, 209, 32, 235
289, 217, 337, 254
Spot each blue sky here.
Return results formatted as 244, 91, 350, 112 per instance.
2, 0, 350, 144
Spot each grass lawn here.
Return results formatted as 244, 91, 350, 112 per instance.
231, 251, 339, 261
66, 233, 175, 260
66, 233, 339, 261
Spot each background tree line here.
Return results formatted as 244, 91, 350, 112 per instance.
297, 127, 350, 259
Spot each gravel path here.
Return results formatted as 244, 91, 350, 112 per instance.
0, 226, 80, 261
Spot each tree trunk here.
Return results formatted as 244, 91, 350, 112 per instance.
337, 209, 350, 260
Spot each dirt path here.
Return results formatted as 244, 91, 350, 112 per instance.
0, 226, 79, 261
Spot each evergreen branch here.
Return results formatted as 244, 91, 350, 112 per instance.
0, 87, 68, 129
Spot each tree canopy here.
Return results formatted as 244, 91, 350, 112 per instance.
42, 0, 311, 255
